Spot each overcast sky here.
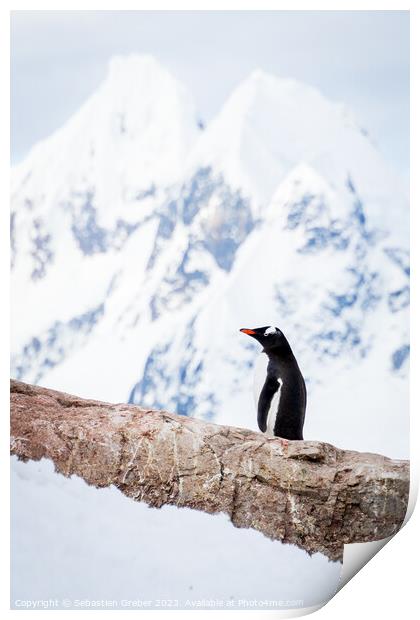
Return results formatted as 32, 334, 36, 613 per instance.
11, 10, 409, 176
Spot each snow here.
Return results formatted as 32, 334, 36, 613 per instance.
11, 156, 409, 454
12, 54, 199, 217
188, 71, 408, 230
11, 457, 341, 610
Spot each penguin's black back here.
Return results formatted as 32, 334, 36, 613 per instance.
271, 354, 306, 440
256, 344, 306, 440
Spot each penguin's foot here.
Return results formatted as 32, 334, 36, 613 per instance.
280, 439, 289, 448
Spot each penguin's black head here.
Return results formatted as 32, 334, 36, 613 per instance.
240, 326, 287, 351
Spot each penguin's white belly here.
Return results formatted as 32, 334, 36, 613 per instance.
265, 388, 281, 436
253, 353, 282, 437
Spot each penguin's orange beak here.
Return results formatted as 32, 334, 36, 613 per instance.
240, 328, 256, 335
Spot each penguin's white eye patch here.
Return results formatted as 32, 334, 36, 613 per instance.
264, 326, 277, 336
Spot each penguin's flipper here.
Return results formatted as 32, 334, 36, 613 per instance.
257, 376, 280, 433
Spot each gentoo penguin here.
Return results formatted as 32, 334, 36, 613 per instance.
240, 326, 306, 440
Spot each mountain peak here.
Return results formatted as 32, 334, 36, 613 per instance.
189, 67, 406, 221
188, 70, 346, 206
244, 69, 301, 89
12, 53, 200, 205
229, 70, 324, 112
103, 53, 180, 93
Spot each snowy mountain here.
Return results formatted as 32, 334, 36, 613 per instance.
11, 54, 409, 460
